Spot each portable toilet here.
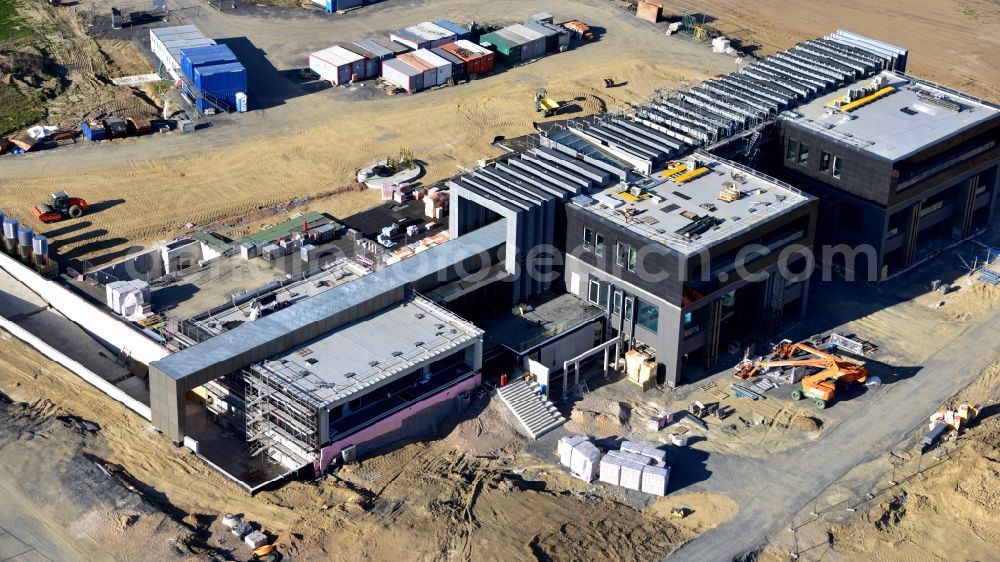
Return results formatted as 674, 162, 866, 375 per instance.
235, 92, 248, 113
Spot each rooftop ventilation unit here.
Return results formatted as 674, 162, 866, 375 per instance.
915, 89, 962, 112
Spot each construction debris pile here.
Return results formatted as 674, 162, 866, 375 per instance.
922, 402, 979, 452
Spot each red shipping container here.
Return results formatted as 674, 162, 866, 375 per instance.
439, 39, 494, 76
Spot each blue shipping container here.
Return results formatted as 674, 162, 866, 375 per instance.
80, 120, 107, 141
180, 44, 238, 80
193, 62, 247, 112
322, 0, 362, 12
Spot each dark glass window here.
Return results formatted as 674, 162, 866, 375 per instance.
636, 299, 659, 333
583, 227, 594, 251
820, 151, 831, 173
786, 139, 798, 161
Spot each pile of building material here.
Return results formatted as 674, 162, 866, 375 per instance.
922, 402, 980, 451
646, 410, 673, 431
625, 349, 657, 391
558, 435, 601, 481
221, 513, 271, 550
105, 280, 151, 319
598, 440, 670, 496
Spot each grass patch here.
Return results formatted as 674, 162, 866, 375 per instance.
0, 83, 44, 135
0, 0, 35, 44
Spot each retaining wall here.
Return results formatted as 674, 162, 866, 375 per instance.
0, 315, 152, 420
0, 251, 167, 365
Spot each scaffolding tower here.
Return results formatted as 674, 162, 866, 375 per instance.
244, 361, 322, 468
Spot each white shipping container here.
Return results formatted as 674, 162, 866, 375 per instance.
413, 48, 451, 86
619, 461, 645, 491
640, 465, 670, 496
599, 454, 622, 486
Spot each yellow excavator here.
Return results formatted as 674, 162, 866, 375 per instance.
534, 88, 560, 117
733, 339, 868, 409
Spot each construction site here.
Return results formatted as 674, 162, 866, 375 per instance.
2, 0, 1000, 561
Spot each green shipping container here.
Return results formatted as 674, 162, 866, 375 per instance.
479, 31, 522, 65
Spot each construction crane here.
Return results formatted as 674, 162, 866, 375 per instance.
733, 339, 868, 409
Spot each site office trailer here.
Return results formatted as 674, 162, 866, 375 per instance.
413, 22, 457, 48
396, 52, 438, 87
390, 28, 432, 51
504, 24, 547, 61
309, 46, 365, 85
151, 26, 214, 80
180, 44, 238, 81
521, 19, 568, 53
372, 36, 412, 56
413, 48, 452, 86
431, 19, 471, 41
353, 39, 395, 62
192, 62, 247, 112
430, 47, 465, 81
381, 58, 424, 92
339, 43, 380, 79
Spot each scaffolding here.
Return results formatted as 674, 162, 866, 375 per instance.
244, 360, 322, 468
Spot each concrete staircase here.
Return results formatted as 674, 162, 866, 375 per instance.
496, 380, 566, 439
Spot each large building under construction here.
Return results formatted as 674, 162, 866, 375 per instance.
8, 28, 994, 487
776, 73, 1000, 279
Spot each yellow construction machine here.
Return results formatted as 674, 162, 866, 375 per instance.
534, 88, 561, 117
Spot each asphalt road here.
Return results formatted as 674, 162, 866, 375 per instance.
666, 297, 1000, 561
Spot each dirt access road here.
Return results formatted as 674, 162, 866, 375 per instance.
0, 0, 734, 265
663, 268, 1000, 561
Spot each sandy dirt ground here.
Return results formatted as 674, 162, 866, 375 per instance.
2, 0, 161, 131
688, 0, 1000, 101
0, 0, 736, 266
563, 380, 828, 459
753, 361, 1000, 562
0, 332, 738, 561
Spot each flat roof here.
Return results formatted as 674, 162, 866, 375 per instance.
151, 220, 506, 382
189, 258, 365, 335
787, 72, 1000, 160
573, 152, 813, 255
480, 292, 604, 354
254, 295, 482, 408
